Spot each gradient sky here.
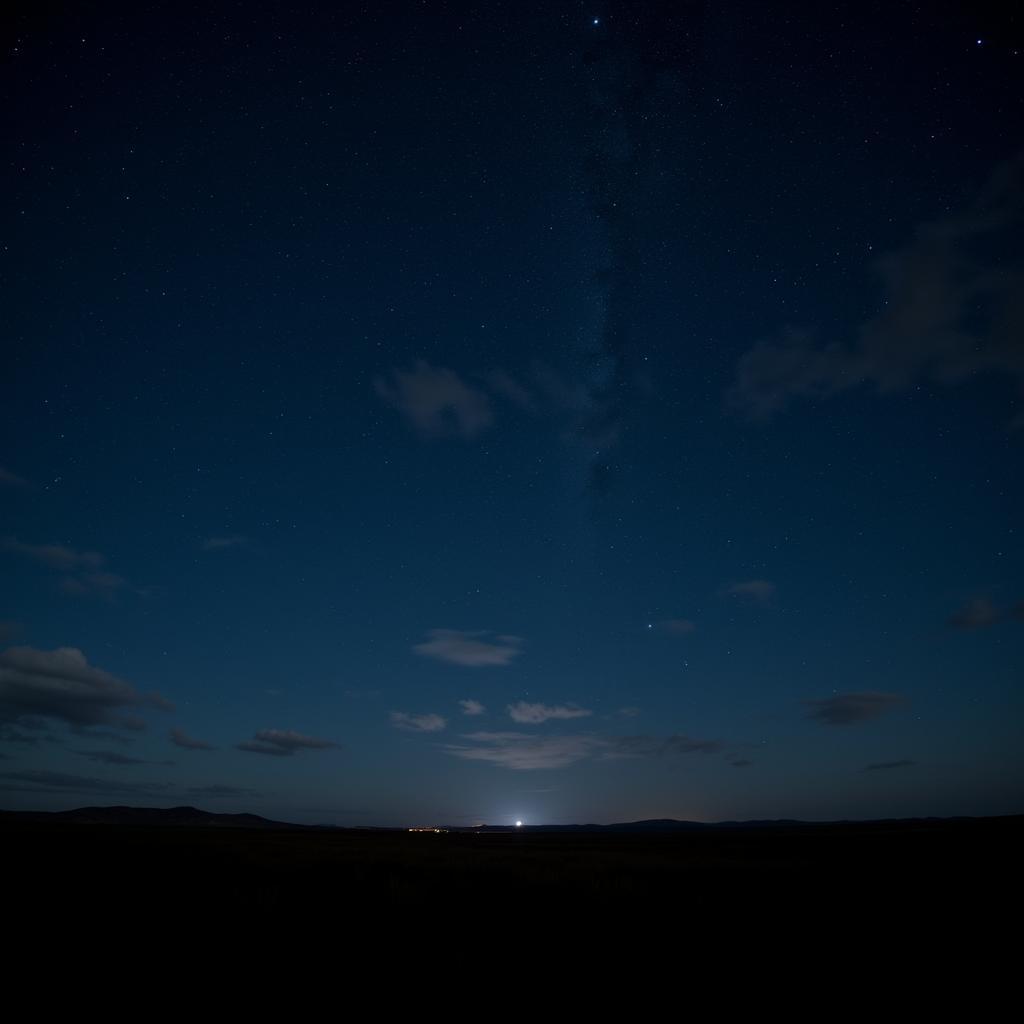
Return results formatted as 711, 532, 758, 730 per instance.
2, 1, 1022, 825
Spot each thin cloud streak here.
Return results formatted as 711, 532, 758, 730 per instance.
445, 731, 725, 771
170, 727, 215, 751
236, 729, 336, 756
414, 629, 523, 668
507, 702, 593, 724
391, 712, 446, 733
804, 692, 906, 726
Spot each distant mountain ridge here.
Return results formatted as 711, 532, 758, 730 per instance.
1, 805, 1013, 832
470, 816, 995, 832
472, 818, 807, 833
0, 805, 294, 828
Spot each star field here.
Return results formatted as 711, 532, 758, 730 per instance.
1, 1, 1022, 825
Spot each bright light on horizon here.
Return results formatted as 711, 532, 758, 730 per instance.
515, 820, 523, 827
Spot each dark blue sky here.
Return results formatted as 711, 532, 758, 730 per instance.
2, 1, 1022, 825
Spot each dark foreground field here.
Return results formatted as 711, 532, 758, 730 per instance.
4, 812, 1020, 930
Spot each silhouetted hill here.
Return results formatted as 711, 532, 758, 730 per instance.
0, 805, 294, 828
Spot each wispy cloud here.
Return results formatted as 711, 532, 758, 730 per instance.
187, 784, 258, 798
414, 629, 523, 668
445, 732, 601, 770
58, 572, 131, 597
391, 711, 447, 733
507, 702, 592, 724
4, 538, 104, 571
804, 692, 906, 726
201, 535, 248, 551
170, 727, 215, 751
604, 735, 725, 758
484, 369, 538, 413
236, 729, 336, 756
458, 699, 485, 716
0, 725, 52, 745
376, 360, 494, 439
445, 731, 724, 771
864, 759, 916, 771
722, 580, 776, 603
0, 769, 174, 796
654, 618, 696, 635
4, 538, 138, 597
0, 467, 29, 488
0, 646, 173, 732
0, 769, 256, 800
73, 749, 173, 766
728, 152, 1024, 422
947, 597, 1002, 630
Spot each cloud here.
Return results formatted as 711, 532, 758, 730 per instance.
804, 691, 906, 726
0, 467, 28, 487
445, 732, 601, 771
4, 537, 138, 597
445, 731, 724, 771
723, 580, 776, 603
603, 735, 725, 758
0, 770, 256, 800
4, 538, 104, 571
376, 360, 494, 439
729, 153, 1024, 421
0, 646, 173, 732
947, 597, 1001, 629
58, 571, 130, 597
0, 725, 49, 745
0, 769, 173, 797
186, 784, 258, 798
75, 728, 133, 746
507, 702, 593, 724
413, 629, 523, 668
864, 759, 916, 772
236, 740, 291, 756
731, 759, 752, 767
202, 536, 248, 551
655, 618, 696, 635
390, 712, 447, 733
236, 728, 336, 756
458, 699, 485, 716
73, 749, 171, 766
484, 370, 538, 412
170, 727, 215, 750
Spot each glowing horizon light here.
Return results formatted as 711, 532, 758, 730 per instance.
515, 820, 523, 827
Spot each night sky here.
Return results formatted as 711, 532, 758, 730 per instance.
3, 1, 1022, 826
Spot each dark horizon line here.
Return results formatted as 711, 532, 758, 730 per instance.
3, 803, 1022, 833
